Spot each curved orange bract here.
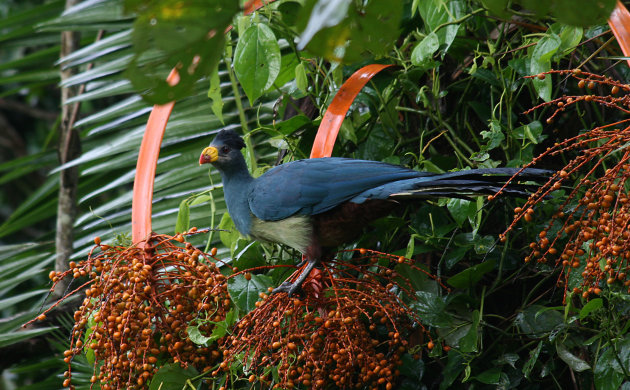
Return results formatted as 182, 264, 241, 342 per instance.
609, 1, 630, 67
310, 64, 394, 158
131, 69, 179, 245
131, 1, 275, 245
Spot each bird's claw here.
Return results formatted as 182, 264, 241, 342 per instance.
270, 258, 318, 297
271, 281, 301, 297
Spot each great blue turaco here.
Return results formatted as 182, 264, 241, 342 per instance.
199, 129, 548, 296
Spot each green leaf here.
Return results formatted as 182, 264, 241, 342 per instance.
187, 309, 236, 346
530, 33, 560, 102
554, 24, 583, 57
416, 0, 464, 53
594, 346, 625, 390
399, 353, 425, 382
0, 289, 48, 311
480, 0, 510, 18
549, 0, 616, 27
233, 240, 266, 270
148, 363, 199, 390
234, 23, 281, 104
274, 115, 313, 136
459, 310, 480, 353
446, 198, 475, 227
523, 340, 543, 379
295, 62, 308, 94
175, 199, 190, 234
512, 121, 543, 144
475, 367, 502, 384
0, 327, 57, 348
208, 65, 224, 124
515, 305, 563, 338
556, 342, 591, 372
579, 298, 603, 321
297, 0, 352, 50
189, 194, 213, 207
440, 350, 466, 390
480, 120, 505, 150
411, 32, 439, 68
228, 274, 274, 313
447, 259, 495, 289
125, 0, 238, 104
411, 291, 454, 327
218, 213, 240, 252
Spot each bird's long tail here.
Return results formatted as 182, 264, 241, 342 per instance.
356, 168, 551, 201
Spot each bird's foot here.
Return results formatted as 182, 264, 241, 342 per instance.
271, 280, 302, 297
271, 258, 317, 297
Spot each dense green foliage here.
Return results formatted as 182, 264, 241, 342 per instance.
2, 0, 630, 389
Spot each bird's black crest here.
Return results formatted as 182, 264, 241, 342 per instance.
212, 129, 246, 150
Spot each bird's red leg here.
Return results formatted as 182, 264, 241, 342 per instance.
272, 258, 319, 297
272, 241, 321, 297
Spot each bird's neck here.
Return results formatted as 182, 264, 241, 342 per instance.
218, 157, 254, 236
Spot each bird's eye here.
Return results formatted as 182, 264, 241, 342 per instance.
221, 146, 230, 154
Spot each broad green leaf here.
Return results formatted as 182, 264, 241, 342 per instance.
556, 342, 591, 372
549, 0, 616, 27
459, 310, 480, 353
189, 194, 213, 207
530, 33, 560, 101
446, 198, 475, 227
175, 199, 190, 234
234, 23, 281, 104
295, 62, 308, 94
348, 0, 403, 58
233, 240, 266, 270
125, 0, 238, 104
148, 363, 199, 390
481, 120, 505, 150
399, 353, 425, 381
411, 32, 439, 68
447, 259, 495, 289
553, 24, 583, 57
480, 0, 510, 18
416, 0, 464, 53
411, 291, 454, 327
515, 305, 563, 338
440, 351, 466, 390
475, 367, 501, 384
523, 341, 543, 379
512, 121, 544, 144
594, 346, 625, 390
297, 0, 352, 50
579, 298, 603, 321
227, 274, 274, 313
218, 213, 240, 251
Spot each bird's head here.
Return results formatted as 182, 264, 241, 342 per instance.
199, 129, 247, 168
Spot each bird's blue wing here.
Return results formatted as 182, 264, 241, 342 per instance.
248, 158, 428, 221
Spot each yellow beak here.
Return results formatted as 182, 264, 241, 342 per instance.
199, 146, 218, 165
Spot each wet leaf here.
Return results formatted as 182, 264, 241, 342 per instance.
234, 23, 281, 104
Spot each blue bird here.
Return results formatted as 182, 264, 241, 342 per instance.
200, 129, 548, 296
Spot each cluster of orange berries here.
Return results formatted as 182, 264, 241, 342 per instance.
219, 249, 437, 389
38, 236, 442, 389
44, 231, 231, 389
509, 70, 630, 299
